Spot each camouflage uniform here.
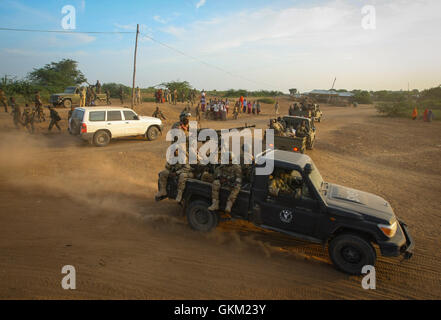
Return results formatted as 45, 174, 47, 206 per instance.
152, 107, 166, 120
208, 163, 242, 213
48, 107, 61, 131
105, 90, 111, 105
296, 123, 308, 138
268, 174, 292, 197
119, 87, 124, 104
155, 161, 193, 202
136, 87, 141, 105
10, 99, 22, 128
22, 106, 35, 133
0, 89, 8, 112
34, 92, 45, 122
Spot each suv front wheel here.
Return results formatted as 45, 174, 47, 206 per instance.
93, 130, 111, 147
146, 126, 160, 141
329, 234, 376, 275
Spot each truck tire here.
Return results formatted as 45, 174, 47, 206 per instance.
63, 99, 72, 109
329, 234, 376, 275
187, 200, 219, 232
93, 130, 111, 147
146, 126, 160, 141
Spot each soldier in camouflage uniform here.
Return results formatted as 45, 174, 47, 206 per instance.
0, 88, 8, 113
295, 121, 308, 138
34, 91, 45, 122
22, 104, 35, 133
155, 150, 194, 202
152, 106, 166, 120
208, 155, 242, 213
10, 97, 22, 128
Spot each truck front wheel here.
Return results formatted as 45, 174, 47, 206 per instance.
63, 99, 72, 109
329, 234, 376, 275
187, 200, 219, 232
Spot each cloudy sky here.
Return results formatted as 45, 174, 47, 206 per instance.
0, 0, 440, 92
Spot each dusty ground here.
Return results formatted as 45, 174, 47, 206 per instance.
0, 97, 440, 299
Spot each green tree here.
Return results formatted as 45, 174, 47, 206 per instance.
28, 59, 87, 92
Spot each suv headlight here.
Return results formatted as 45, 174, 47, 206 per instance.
378, 221, 398, 238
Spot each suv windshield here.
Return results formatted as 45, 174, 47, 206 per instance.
64, 87, 76, 94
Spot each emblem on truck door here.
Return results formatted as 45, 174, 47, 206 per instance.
280, 209, 293, 223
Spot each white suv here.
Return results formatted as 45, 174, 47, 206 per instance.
69, 107, 163, 147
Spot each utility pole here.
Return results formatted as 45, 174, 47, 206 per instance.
131, 24, 140, 109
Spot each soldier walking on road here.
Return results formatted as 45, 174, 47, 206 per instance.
0, 88, 8, 113
274, 100, 280, 117
34, 91, 45, 122
48, 106, 61, 132
119, 86, 124, 105
136, 87, 142, 105
152, 106, 166, 120
105, 89, 111, 105
22, 104, 35, 133
10, 97, 22, 128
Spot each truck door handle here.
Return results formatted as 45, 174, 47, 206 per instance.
107, 123, 111, 125
125, 122, 129, 124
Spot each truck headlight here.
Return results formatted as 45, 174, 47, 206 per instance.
378, 221, 398, 238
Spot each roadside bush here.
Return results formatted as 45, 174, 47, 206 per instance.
375, 101, 412, 117
257, 98, 275, 104
142, 97, 156, 103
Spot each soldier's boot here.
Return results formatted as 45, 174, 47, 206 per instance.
208, 199, 219, 211
224, 200, 233, 214
155, 175, 168, 200
175, 190, 183, 203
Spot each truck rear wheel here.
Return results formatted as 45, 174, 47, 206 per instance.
93, 130, 111, 147
187, 200, 218, 232
329, 234, 376, 275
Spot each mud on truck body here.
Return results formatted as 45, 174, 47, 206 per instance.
157, 149, 414, 275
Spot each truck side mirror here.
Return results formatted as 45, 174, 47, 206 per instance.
304, 163, 313, 175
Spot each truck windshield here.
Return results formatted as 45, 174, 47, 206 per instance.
308, 162, 324, 193
64, 87, 76, 94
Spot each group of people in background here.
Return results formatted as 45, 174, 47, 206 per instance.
412, 107, 435, 122
0, 89, 62, 134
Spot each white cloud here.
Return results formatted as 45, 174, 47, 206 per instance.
153, 15, 167, 24
161, 26, 185, 37
196, 0, 206, 9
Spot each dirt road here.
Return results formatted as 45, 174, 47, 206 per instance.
0, 99, 440, 299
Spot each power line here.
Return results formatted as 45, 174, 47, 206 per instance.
0, 26, 280, 90
140, 32, 279, 90
0, 27, 134, 34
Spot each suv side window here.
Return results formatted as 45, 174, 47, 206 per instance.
107, 111, 122, 121
89, 111, 106, 122
123, 110, 138, 120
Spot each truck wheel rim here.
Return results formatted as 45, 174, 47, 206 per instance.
341, 246, 362, 264
194, 208, 209, 225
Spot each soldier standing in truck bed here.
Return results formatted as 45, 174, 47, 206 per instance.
95, 80, 102, 94
208, 154, 242, 214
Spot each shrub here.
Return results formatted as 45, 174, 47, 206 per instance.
257, 98, 275, 104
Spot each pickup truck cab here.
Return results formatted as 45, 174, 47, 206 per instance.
69, 107, 163, 147
159, 149, 414, 274
50, 86, 106, 108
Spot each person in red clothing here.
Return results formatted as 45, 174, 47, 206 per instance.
423, 109, 428, 122
240, 96, 244, 108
